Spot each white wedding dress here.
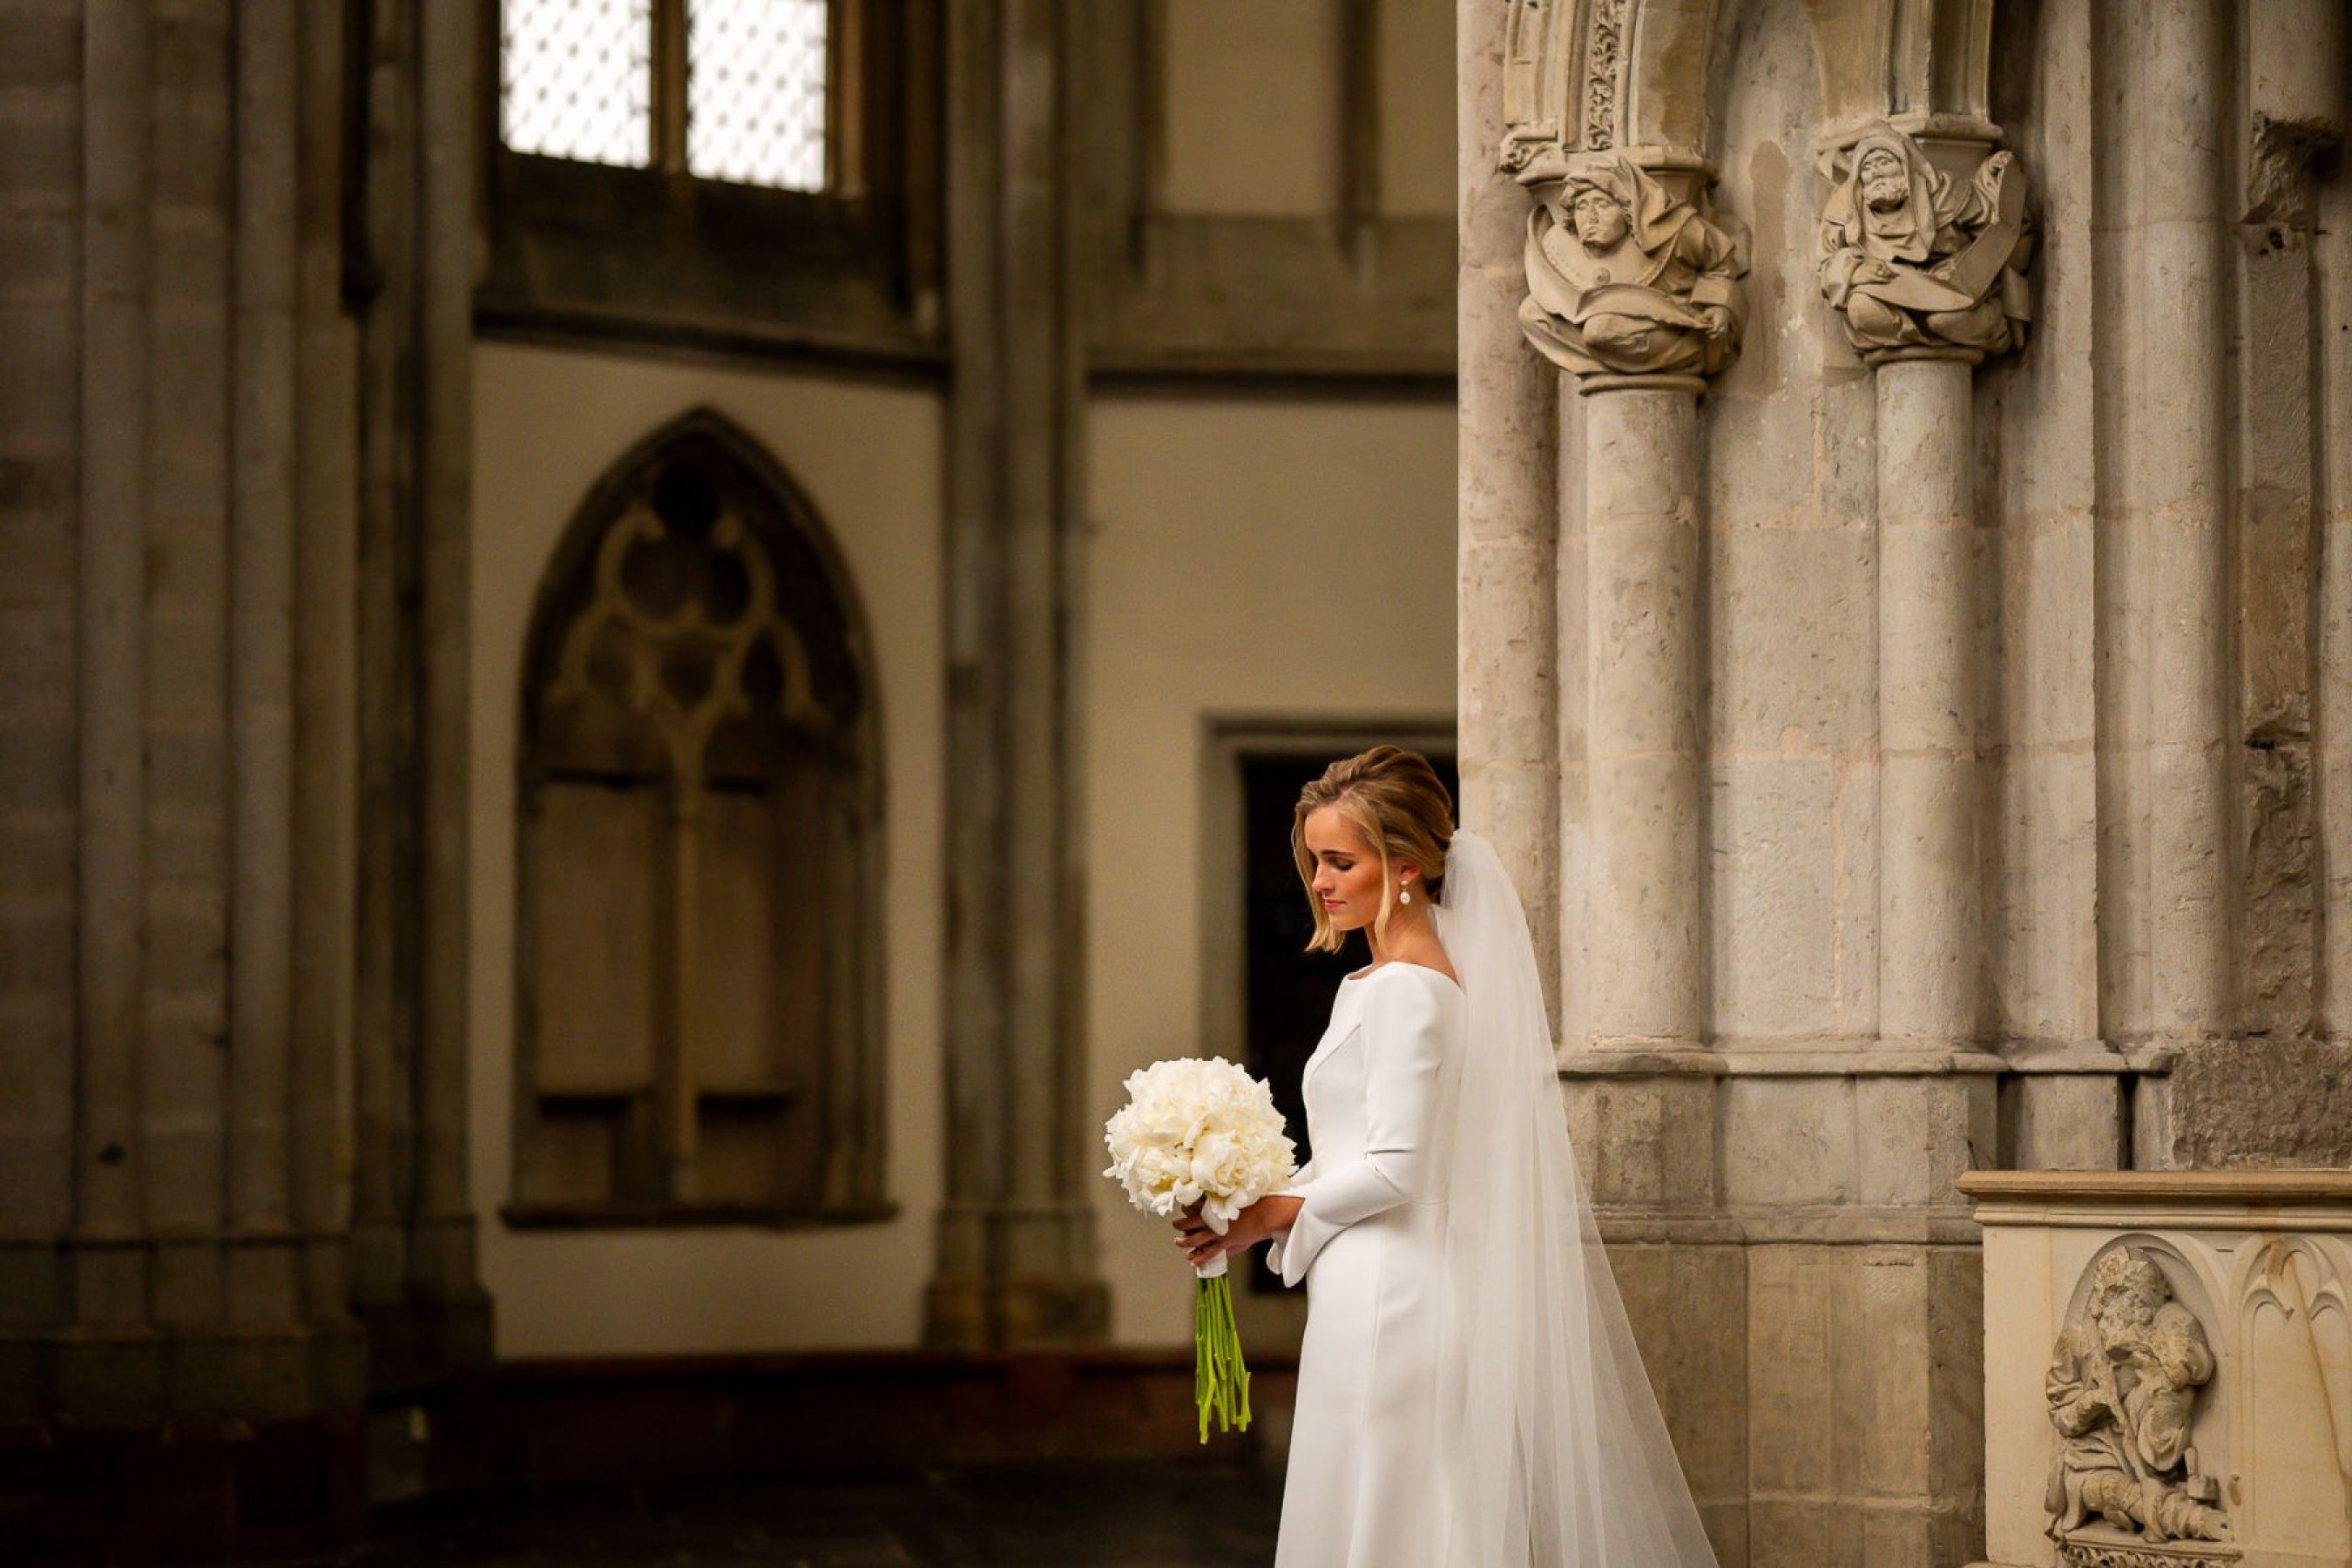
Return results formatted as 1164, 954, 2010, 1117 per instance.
1264, 961, 1467, 1567
1260, 830, 1719, 1566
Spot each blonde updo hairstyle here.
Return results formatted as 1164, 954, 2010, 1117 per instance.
1290, 746, 1456, 956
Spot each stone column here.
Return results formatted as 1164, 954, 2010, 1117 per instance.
1814, 126, 2032, 1064
351, 0, 491, 1392
1583, 382, 1706, 1051
65, 0, 155, 1412
1455, 0, 1559, 1022
1501, 152, 1747, 1065
2096, 0, 2232, 1072
927, 0, 1109, 1350
1875, 352, 1981, 1049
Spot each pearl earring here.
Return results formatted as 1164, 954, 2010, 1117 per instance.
1400, 885, 1413, 905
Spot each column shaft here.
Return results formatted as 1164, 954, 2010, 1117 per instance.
2097, 0, 2232, 1044
229, 0, 300, 1241
74, 0, 152, 1266
1584, 388, 1703, 1050
1876, 357, 1979, 1045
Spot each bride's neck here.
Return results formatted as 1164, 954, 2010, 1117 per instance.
1366, 908, 1440, 966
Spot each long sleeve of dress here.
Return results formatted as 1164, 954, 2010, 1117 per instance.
1264, 975, 1450, 1288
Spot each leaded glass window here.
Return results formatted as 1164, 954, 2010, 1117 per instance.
501, 0, 654, 167
687, 0, 829, 192
498, 0, 831, 193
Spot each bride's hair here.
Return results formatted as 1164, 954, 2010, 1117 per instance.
1290, 746, 1455, 955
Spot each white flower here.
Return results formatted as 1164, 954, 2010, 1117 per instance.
1102, 1056, 1298, 1233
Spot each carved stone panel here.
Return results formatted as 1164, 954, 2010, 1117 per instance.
2044, 1246, 2232, 1550
1963, 1173, 2352, 1568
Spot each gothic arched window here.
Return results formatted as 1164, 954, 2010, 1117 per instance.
509, 411, 889, 1227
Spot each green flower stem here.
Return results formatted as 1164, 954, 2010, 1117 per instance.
1193, 1274, 1253, 1443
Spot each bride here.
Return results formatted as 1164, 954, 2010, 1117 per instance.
1173, 746, 1720, 1566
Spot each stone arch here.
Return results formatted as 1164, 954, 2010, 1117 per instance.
509, 408, 889, 1226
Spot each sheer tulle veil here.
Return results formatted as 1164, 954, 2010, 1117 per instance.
1426, 827, 1720, 1565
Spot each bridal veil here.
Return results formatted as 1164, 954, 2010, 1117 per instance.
1427, 827, 1720, 1566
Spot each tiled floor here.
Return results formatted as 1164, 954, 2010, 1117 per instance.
342, 1458, 1286, 1566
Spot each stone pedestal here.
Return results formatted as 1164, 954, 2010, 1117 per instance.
1961, 1172, 2352, 1568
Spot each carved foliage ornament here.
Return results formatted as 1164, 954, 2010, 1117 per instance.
1497, 0, 1627, 177
2045, 1247, 2233, 1552
1817, 123, 2033, 362
2055, 1541, 2240, 1568
1517, 154, 1748, 382
1582, 0, 1626, 151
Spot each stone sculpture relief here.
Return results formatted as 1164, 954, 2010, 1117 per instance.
1817, 123, 2032, 362
2044, 1247, 2234, 1562
1517, 155, 1748, 382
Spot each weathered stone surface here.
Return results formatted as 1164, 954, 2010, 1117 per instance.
2001, 1074, 2125, 1171
1563, 1074, 1715, 1207
2166, 1038, 2352, 1168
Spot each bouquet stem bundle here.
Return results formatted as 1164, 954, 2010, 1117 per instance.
1101, 1053, 1292, 1444
1193, 1269, 1251, 1442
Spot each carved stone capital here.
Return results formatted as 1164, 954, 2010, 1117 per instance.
1816, 122, 2033, 366
1515, 153, 1749, 388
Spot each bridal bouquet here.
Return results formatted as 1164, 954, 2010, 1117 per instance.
1102, 1056, 1298, 1442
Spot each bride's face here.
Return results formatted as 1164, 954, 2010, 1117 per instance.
1303, 806, 1412, 933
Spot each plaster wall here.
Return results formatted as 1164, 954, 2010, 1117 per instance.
1082, 395, 1457, 1346
1156, 0, 1453, 220
470, 342, 947, 1357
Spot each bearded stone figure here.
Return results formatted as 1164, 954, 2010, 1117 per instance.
1817, 124, 2032, 360
1517, 156, 1747, 381
2044, 1247, 2233, 1555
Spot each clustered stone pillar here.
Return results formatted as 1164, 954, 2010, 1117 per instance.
927, 0, 1110, 1350
1, 2, 478, 1550
31, 0, 375, 1429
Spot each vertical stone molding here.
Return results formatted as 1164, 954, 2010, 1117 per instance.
350, 0, 493, 1395
70, 3, 154, 1406
2095, 0, 2233, 1059
1457, 0, 1561, 1024
927, 0, 1109, 1352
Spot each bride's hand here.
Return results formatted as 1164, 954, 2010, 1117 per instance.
1172, 1200, 1243, 1268
1171, 1196, 1301, 1268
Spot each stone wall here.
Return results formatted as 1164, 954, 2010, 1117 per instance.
1457, 2, 2351, 1564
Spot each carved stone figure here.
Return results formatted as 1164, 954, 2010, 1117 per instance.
1517, 156, 1747, 382
2045, 1247, 2232, 1550
1817, 124, 2032, 360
